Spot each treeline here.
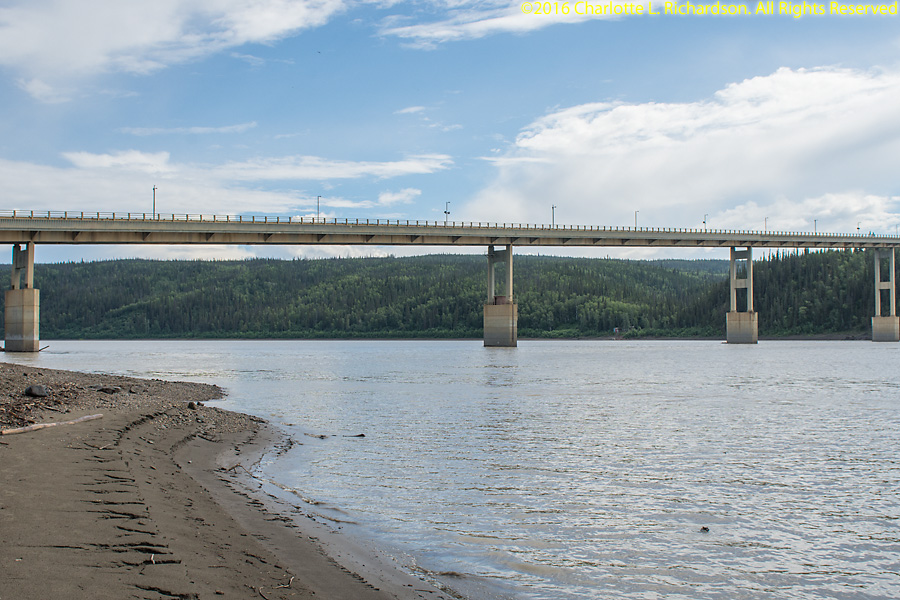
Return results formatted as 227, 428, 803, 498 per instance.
0, 250, 887, 339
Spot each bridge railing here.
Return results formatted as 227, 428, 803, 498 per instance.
0, 209, 897, 239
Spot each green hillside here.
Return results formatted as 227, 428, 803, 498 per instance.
0, 250, 885, 339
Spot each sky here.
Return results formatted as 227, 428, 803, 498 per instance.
2, 0, 900, 262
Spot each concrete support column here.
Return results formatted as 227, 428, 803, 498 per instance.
726, 246, 758, 344
484, 245, 517, 347
5, 242, 40, 352
872, 248, 899, 341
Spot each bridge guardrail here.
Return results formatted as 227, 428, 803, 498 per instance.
1, 209, 897, 239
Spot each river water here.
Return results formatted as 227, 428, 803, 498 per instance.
5, 339, 900, 599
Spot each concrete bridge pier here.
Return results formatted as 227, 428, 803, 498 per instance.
484, 245, 517, 347
726, 246, 758, 344
871, 247, 899, 342
5, 242, 40, 352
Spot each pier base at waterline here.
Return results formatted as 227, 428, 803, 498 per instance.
726, 311, 758, 345
871, 316, 900, 342
5, 288, 40, 352
484, 303, 518, 347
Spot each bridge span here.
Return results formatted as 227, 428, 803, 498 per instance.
1, 210, 899, 350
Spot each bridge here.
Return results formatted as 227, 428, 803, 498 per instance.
2, 210, 899, 349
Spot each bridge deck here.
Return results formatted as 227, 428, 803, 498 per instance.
1, 210, 898, 248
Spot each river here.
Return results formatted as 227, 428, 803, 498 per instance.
5, 339, 900, 599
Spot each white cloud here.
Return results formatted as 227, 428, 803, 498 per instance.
63, 150, 174, 173
0, 0, 346, 100
715, 193, 900, 236
215, 154, 452, 181
379, 1, 619, 48
393, 104, 462, 132
378, 187, 421, 205
97, 244, 261, 261
466, 67, 900, 237
0, 151, 450, 217
302, 188, 423, 210
0, 156, 303, 216
16, 78, 70, 103
230, 52, 267, 67
119, 122, 258, 136
323, 198, 377, 208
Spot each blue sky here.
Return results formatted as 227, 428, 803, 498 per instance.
1, 1, 899, 261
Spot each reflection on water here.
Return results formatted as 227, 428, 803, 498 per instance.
7, 339, 900, 599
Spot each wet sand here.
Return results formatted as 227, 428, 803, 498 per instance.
0, 362, 458, 600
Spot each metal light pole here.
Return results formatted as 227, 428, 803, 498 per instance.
152, 185, 157, 218
317, 196, 321, 221
814, 219, 817, 234
703, 214, 708, 230
444, 201, 450, 225
634, 210, 639, 228
552, 205, 557, 227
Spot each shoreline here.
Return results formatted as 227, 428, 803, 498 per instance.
11, 331, 872, 345
0, 362, 461, 600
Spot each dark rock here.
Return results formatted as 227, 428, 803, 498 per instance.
25, 385, 49, 397
187, 401, 197, 410
97, 386, 122, 394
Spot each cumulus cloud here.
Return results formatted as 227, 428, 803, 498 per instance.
0, 0, 345, 100
466, 67, 900, 236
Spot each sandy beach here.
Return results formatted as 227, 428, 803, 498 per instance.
0, 362, 459, 600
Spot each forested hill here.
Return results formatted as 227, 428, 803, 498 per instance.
0, 250, 883, 339
4, 255, 723, 339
